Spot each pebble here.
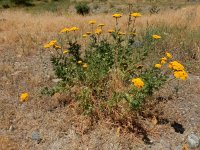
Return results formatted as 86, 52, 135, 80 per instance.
187, 133, 200, 148
32, 131, 42, 143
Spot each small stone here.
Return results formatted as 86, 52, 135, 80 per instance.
9, 125, 14, 131
187, 133, 200, 148
31, 131, 42, 143
132, 41, 143, 48
52, 78, 62, 83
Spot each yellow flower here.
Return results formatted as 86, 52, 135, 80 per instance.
108, 29, 115, 33
131, 12, 142, 17
49, 40, 57, 46
70, 27, 79, 31
54, 45, 61, 49
77, 60, 82, 64
20, 92, 29, 102
95, 29, 102, 35
160, 57, 167, 64
112, 13, 122, 18
98, 24, 105, 27
131, 78, 145, 89
155, 64, 162, 69
118, 32, 126, 35
86, 32, 92, 35
63, 50, 69, 54
82, 34, 87, 38
152, 34, 161, 39
44, 44, 50, 48
89, 20, 96, 24
44, 39, 57, 48
161, 60, 166, 64
60, 28, 70, 33
173, 70, 188, 80
169, 61, 184, 71
82, 63, 88, 68
166, 52, 172, 59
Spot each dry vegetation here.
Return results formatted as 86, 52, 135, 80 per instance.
0, 3, 200, 150
1, 5, 200, 55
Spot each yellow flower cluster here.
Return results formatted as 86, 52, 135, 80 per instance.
60, 27, 79, 33
20, 92, 29, 102
173, 70, 188, 80
70, 27, 79, 31
131, 78, 145, 89
154, 52, 188, 80
131, 12, 142, 17
154, 52, 172, 68
169, 61, 184, 71
169, 61, 188, 80
60, 28, 70, 33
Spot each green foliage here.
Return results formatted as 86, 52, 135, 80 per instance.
76, 87, 93, 115
75, 2, 90, 16
10, 0, 34, 6
122, 67, 167, 109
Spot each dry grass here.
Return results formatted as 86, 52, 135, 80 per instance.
0, 5, 200, 54
0, 136, 20, 150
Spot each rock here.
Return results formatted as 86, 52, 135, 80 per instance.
9, 125, 14, 132
52, 78, 62, 83
187, 133, 200, 148
31, 131, 42, 143
131, 41, 143, 48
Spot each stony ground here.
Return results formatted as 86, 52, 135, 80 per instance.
0, 39, 200, 150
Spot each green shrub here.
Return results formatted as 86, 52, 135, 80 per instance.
11, 0, 34, 6
42, 13, 188, 120
75, 2, 90, 16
